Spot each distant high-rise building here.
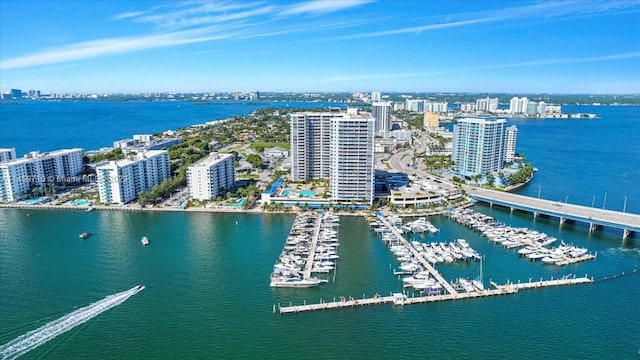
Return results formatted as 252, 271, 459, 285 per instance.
371, 102, 391, 133
504, 125, 518, 163
476, 97, 499, 112
425, 101, 448, 113
0, 148, 17, 163
290, 110, 375, 204
187, 153, 235, 201
452, 117, 506, 177
371, 91, 381, 102
10, 89, 22, 99
537, 101, 547, 116
96, 150, 170, 204
405, 99, 425, 112
509, 97, 529, 114
525, 102, 538, 116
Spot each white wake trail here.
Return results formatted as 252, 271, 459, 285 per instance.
1, 285, 144, 360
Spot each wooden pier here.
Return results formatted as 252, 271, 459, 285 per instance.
491, 276, 592, 291
301, 215, 323, 280
555, 253, 597, 266
377, 216, 458, 295
277, 276, 593, 314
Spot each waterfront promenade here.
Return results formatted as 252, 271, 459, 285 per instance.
465, 186, 640, 238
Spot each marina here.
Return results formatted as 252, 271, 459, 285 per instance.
269, 212, 340, 287
450, 208, 597, 266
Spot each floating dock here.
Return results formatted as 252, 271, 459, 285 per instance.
377, 216, 458, 295
555, 253, 597, 266
277, 276, 593, 314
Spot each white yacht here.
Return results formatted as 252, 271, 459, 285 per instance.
270, 274, 321, 288
542, 255, 564, 264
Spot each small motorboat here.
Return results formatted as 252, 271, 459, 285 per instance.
79, 231, 91, 239
141, 236, 149, 245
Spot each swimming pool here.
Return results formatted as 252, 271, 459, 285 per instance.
25, 197, 44, 204
299, 191, 316, 197
71, 199, 91, 205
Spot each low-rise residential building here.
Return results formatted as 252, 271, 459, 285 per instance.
263, 146, 289, 159
96, 150, 170, 204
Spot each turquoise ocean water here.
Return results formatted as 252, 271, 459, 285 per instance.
0, 103, 639, 359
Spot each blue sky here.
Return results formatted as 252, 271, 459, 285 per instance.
1, 0, 639, 94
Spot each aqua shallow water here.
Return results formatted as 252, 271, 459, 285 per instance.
1, 103, 639, 358
0, 209, 638, 359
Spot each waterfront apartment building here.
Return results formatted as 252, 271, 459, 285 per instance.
0, 148, 17, 163
476, 97, 499, 112
371, 91, 381, 102
504, 125, 518, 163
0, 148, 83, 202
96, 150, 170, 204
187, 153, 235, 201
509, 97, 529, 114
371, 101, 391, 133
452, 118, 506, 177
291, 110, 375, 204
330, 115, 375, 204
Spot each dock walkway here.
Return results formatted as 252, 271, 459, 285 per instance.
377, 216, 458, 295
302, 215, 323, 280
278, 276, 593, 314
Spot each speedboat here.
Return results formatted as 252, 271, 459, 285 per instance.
79, 231, 91, 239
141, 236, 149, 245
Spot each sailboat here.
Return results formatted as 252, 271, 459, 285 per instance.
471, 256, 485, 291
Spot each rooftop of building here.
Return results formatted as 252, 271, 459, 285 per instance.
189, 152, 233, 167
96, 150, 168, 168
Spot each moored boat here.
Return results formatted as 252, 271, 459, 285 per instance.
270, 274, 321, 288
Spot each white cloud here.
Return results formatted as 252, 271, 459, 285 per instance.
475, 52, 640, 70
279, 0, 373, 16
0, 27, 236, 69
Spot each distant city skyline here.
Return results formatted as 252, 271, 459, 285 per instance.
1, 0, 639, 94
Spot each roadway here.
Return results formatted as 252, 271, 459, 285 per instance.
465, 186, 640, 232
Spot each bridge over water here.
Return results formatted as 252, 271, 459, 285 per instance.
465, 186, 640, 238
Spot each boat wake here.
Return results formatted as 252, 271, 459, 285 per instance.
0, 285, 144, 360
606, 247, 640, 258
